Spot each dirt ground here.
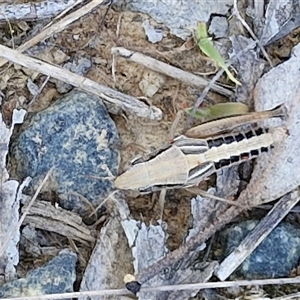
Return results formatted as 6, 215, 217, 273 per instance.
2, 6, 229, 249
1, 1, 300, 298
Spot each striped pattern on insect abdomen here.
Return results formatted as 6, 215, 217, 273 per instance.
185, 127, 286, 187
114, 127, 287, 193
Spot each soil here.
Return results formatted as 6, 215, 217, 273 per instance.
1, 2, 300, 298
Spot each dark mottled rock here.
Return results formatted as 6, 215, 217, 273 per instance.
223, 221, 300, 279
0, 250, 77, 299
11, 90, 120, 217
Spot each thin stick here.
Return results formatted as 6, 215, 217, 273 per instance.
88, 190, 118, 218
169, 110, 183, 140
158, 188, 166, 220
0, 44, 162, 120
111, 47, 233, 97
3, 276, 300, 300
98, 0, 114, 29
45, 0, 86, 27
187, 188, 244, 208
215, 190, 300, 281
0, 167, 54, 257
233, 0, 273, 67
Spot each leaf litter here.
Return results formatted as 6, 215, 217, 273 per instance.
0, 109, 26, 282
0, 0, 300, 299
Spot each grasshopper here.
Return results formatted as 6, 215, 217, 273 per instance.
114, 105, 287, 194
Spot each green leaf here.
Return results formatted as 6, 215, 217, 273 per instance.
186, 102, 249, 121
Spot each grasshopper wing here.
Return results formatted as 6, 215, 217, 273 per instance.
114, 145, 190, 192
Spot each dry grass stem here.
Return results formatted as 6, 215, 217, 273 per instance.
187, 188, 244, 208
3, 276, 300, 300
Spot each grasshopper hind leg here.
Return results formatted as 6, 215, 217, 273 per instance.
186, 162, 215, 186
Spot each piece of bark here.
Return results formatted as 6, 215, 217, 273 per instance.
260, 0, 299, 45
0, 109, 26, 282
80, 196, 133, 300
0, 0, 78, 21
251, 43, 300, 203
22, 201, 95, 244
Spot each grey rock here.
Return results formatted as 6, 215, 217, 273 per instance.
0, 250, 77, 299
118, 0, 233, 39
11, 90, 120, 218
223, 221, 300, 278
208, 16, 229, 39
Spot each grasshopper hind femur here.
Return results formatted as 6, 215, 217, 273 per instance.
207, 127, 270, 170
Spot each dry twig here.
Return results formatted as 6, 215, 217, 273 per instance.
22, 200, 95, 244
111, 47, 233, 97
0, 44, 162, 120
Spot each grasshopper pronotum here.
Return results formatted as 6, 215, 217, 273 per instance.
114, 105, 287, 194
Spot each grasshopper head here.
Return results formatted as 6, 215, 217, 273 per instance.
114, 163, 150, 191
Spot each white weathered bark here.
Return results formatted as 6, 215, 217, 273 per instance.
0, 0, 78, 21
